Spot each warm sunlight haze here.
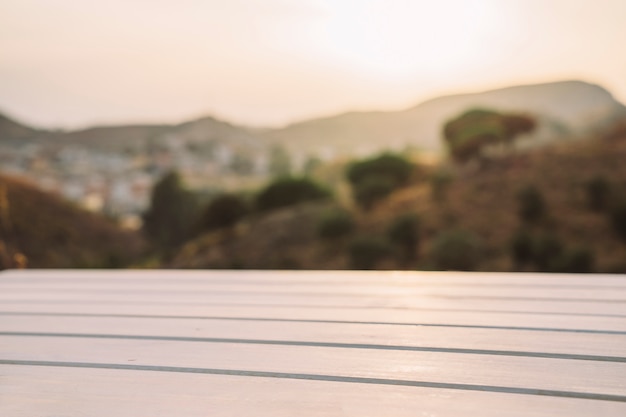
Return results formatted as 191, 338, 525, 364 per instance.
1, 0, 625, 128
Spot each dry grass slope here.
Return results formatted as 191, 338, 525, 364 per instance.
0, 174, 146, 268
172, 125, 626, 273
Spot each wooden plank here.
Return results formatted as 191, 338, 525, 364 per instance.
2, 301, 625, 331
2, 270, 625, 302
1, 315, 625, 358
1, 270, 626, 416
3, 269, 626, 287
3, 270, 626, 315
3, 296, 626, 316
3, 336, 626, 397
3, 366, 625, 417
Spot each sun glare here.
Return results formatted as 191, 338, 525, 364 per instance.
314, 0, 496, 80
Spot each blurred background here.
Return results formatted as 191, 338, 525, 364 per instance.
1, 0, 626, 272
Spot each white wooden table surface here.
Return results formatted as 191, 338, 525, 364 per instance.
1, 269, 625, 416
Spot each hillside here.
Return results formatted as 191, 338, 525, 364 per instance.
0, 112, 273, 216
2, 78, 625, 223
5, 79, 623, 160
46, 115, 264, 153
171, 201, 341, 269
0, 174, 145, 268
262, 80, 626, 157
171, 120, 626, 273
0, 112, 47, 142
47, 124, 169, 151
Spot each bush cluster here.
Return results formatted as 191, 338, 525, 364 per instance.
609, 198, 626, 242
387, 213, 420, 262
585, 176, 611, 212
430, 229, 482, 271
517, 185, 546, 223
255, 177, 331, 212
199, 193, 249, 233
346, 153, 414, 209
342, 212, 422, 269
317, 210, 355, 240
509, 231, 594, 273
348, 237, 391, 269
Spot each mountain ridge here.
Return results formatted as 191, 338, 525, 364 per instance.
1, 79, 624, 158
261, 80, 626, 157
0, 111, 48, 142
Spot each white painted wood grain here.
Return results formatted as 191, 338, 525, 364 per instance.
1, 270, 625, 416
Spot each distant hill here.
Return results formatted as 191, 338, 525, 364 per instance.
0, 112, 47, 142
35, 115, 265, 154
0, 174, 145, 268
3, 80, 623, 160
48, 124, 169, 150
262, 80, 626, 157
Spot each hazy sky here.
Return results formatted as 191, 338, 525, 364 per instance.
1, 0, 625, 129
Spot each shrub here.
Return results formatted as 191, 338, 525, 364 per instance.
317, 210, 355, 240
585, 176, 611, 211
346, 153, 415, 209
531, 233, 563, 271
551, 247, 595, 273
430, 169, 453, 203
431, 230, 482, 271
255, 177, 330, 212
348, 237, 391, 269
346, 153, 413, 187
143, 170, 200, 252
387, 213, 420, 261
353, 175, 395, 210
609, 197, 626, 242
200, 193, 248, 232
517, 185, 546, 223
510, 229, 534, 268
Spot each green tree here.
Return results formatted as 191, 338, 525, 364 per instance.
255, 177, 330, 212
510, 229, 534, 269
352, 175, 395, 210
346, 153, 414, 209
443, 109, 536, 164
142, 171, 199, 252
430, 169, 453, 203
347, 153, 413, 187
609, 198, 626, 242
348, 237, 391, 270
317, 210, 355, 240
585, 176, 611, 212
517, 185, 546, 223
387, 213, 420, 263
431, 229, 482, 271
199, 193, 249, 232
531, 233, 563, 271
551, 247, 594, 273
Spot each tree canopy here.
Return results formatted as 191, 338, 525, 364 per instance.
142, 171, 199, 252
443, 109, 536, 163
199, 193, 249, 232
255, 177, 330, 212
346, 153, 415, 209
